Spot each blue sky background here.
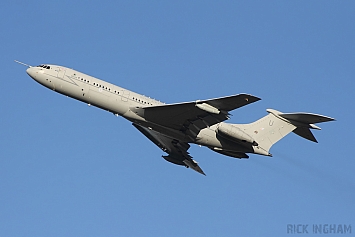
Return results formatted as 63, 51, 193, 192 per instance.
1, 1, 354, 236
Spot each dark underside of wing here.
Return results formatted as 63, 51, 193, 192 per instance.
132, 94, 260, 139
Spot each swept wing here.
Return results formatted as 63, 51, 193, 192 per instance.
133, 123, 205, 175
131, 94, 260, 139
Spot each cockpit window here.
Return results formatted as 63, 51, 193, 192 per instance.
36, 65, 50, 69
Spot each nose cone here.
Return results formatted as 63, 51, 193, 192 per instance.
26, 67, 36, 79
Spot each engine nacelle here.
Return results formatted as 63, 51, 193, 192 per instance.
217, 123, 258, 146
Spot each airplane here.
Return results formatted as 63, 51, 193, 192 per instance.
16, 60, 335, 175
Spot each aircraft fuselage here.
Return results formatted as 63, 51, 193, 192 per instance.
21, 63, 334, 175
26, 64, 248, 152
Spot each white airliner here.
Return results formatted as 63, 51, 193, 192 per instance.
16, 61, 334, 175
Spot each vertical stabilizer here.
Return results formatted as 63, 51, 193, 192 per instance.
235, 109, 334, 155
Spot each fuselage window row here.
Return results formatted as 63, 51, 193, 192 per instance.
132, 97, 153, 105
87, 81, 121, 95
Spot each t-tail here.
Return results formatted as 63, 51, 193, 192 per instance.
236, 109, 335, 156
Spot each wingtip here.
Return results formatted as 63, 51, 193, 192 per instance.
192, 165, 206, 176
242, 93, 261, 102
200, 170, 207, 176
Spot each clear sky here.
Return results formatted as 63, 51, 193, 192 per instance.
1, 1, 354, 236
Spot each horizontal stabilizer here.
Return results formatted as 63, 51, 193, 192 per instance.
266, 109, 335, 143
279, 112, 335, 124
293, 127, 318, 142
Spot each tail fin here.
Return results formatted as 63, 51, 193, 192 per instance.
237, 109, 335, 155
